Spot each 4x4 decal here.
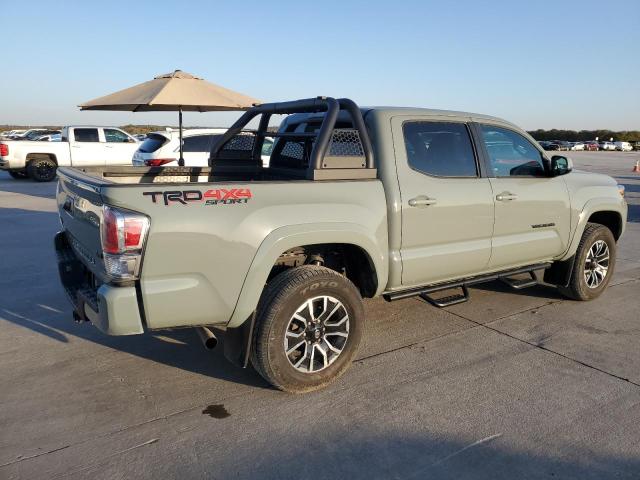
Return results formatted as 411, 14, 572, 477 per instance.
143, 188, 252, 206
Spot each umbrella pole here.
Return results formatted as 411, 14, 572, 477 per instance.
178, 106, 184, 166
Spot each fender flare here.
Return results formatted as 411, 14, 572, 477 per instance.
226, 222, 388, 329
560, 196, 626, 261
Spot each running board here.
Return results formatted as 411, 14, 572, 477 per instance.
383, 263, 551, 303
420, 285, 469, 307
501, 271, 537, 290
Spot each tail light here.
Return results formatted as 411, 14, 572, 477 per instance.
144, 158, 175, 166
0, 143, 8, 156
101, 205, 150, 281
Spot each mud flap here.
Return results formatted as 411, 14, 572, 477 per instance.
543, 255, 576, 287
223, 312, 256, 368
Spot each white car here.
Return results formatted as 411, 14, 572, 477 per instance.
133, 128, 274, 167
9, 129, 50, 140
614, 141, 633, 152
1, 129, 27, 138
570, 142, 585, 151
0, 126, 139, 181
37, 133, 62, 142
599, 141, 616, 151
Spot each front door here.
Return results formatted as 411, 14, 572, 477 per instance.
392, 117, 495, 287
476, 123, 571, 269
103, 128, 138, 165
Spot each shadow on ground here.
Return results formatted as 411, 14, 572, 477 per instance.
143, 429, 640, 480
0, 175, 58, 200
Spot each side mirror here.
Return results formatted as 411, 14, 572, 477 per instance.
551, 155, 572, 176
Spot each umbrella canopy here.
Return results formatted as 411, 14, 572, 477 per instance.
79, 70, 261, 164
79, 70, 260, 112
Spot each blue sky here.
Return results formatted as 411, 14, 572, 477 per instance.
1, 0, 638, 130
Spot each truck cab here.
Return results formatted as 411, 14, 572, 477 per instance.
60, 126, 138, 167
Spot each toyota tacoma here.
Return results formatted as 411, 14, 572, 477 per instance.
54, 97, 627, 392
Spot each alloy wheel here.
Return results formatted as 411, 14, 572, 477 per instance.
283, 295, 349, 373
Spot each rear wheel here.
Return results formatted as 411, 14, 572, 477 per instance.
8, 170, 28, 179
559, 223, 616, 301
251, 265, 364, 393
27, 158, 57, 182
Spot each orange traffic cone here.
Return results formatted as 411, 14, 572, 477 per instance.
633, 161, 640, 173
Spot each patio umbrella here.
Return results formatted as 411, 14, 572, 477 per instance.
79, 70, 260, 165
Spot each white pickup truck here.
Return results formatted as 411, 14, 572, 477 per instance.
0, 126, 139, 181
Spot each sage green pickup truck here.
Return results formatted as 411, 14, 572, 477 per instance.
55, 97, 627, 392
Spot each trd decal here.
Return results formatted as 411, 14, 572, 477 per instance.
143, 189, 252, 206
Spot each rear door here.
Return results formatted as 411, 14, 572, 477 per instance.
69, 128, 104, 167
102, 128, 138, 165
476, 123, 571, 269
392, 116, 495, 287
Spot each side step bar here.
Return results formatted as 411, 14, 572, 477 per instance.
501, 271, 538, 290
383, 263, 550, 304
420, 285, 469, 307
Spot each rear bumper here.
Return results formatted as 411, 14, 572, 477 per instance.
54, 231, 144, 335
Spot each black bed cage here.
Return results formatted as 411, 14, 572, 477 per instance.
208, 97, 377, 180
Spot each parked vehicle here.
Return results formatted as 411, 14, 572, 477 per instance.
37, 133, 62, 142
1, 129, 27, 138
542, 142, 560, 151
133, 128, 274, 167
54, 97, 627, 393
584, 141, 599, 151
0, 126, 139, 181
133, 134, 147, 142
614, 141, 633, 152
633, 142, 640, 151
7, 128, 50, 140
570, 142, 585, 151
599, 141, 616, 151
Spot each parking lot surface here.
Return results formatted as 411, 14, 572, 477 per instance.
1, 151, 639, 479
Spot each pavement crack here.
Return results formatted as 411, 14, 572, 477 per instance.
53, 438, 158, 479
0, 444, 70, 468
446, 309, 640, 389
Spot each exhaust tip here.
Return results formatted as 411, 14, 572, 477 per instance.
196, 327, 218, 350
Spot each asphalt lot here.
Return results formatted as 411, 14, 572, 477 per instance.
1, 151, 639, 479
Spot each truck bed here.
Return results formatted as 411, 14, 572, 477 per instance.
56, 165, 388, 332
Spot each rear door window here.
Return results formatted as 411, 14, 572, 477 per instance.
73, 128, 99, 142
403, 122, 478, 177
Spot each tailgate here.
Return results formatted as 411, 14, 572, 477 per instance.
56, 169, 108, 281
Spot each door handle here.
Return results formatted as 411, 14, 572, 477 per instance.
496, 191, 518, 201
408, 196, 437, 207
105, 145, 114, 148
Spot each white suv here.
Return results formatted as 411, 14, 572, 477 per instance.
132, 128, 274, 167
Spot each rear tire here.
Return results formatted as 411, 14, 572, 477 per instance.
559, 223, 616, 301
251, 265, 364, 393
27, 158, 57, 182
8, 170, 28, 179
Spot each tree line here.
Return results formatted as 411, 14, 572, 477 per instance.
528, 129, 640, 142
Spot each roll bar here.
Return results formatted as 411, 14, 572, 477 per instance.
209, 97, 376, 180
